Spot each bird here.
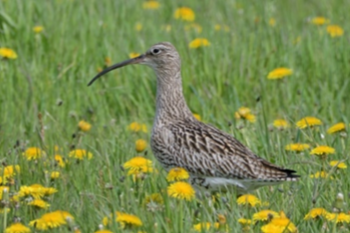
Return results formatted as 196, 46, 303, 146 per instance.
88, 42, 299, 194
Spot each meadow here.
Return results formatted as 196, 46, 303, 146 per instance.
0, 0, 350, 232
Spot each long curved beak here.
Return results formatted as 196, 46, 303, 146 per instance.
88, 54, 145, 86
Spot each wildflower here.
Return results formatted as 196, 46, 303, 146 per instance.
18, 184, 57, 199
330, 160, 347, 169
193, 222, 219, 231
285, 143, 310, 152
189, 38, 210, 49
238, 218, 252, 232
253, 210, 280, 222
78, 120, 91, 132
135, 23, 142, 31
1, 165, 20, 178
0, 186, 9, 200
237, 194, 261, 207
128, 122, 148, 132
310, 146, 335, 156
33, 26, 44, 33
174, 7, 195, 22
54, 155, 65, 167
261, 211, 297, 233
145, 193, 164, 205
296, 116, 322, 129
51, 171, 60, 179
22, 147, 45, 160
95, 230, 113, 233
135, 139, 147, 152
269, 18, 276, 27
327, 25, 344, 37
5, 222, 31, 233
116, 211, 142, 228
28, 199, 50, 209
166, 167, 189, 182
184, 23, 202, 33
326, 212, 350, 223
29, 210, 74, 230
0, 47, 17, 59
311, 17, 329, 25
167, 181, 195, 201
123, 156, 153, 175
69, 149, 93, 160
193, 113, 201, 121
304, 208, 328, 220
129, 53, 140, 59
267, 67, 293, 79
273, 119, 289, 129
327, 122, 346, 134
143, 1, 160, 9
310, 171, 330, 179
235, 107, 256, 123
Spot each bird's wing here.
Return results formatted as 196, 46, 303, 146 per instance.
154, 119, 297, 180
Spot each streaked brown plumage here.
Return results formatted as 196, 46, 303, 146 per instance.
88, 42, 299, 194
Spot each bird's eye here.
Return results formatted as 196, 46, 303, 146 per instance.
152, 49, 160, 54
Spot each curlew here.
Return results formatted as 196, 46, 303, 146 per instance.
88, 42, 298, 194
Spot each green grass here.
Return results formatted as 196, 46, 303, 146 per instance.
1, 0, 350, 232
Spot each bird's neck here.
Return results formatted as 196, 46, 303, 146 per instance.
154, 70, 193, 126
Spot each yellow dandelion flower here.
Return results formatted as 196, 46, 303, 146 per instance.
29, 210, 74, 230
135, 139, 147, 152
193, 222, 219, 231
184, 23, 202, 33
267, 67, 293, 79
2, 165, 20, 178
327, 25, 344, 37
296, 116, 322, 129
327, 122, 346, 134
269, 18, 276, 27
261, 211, 297, 233
78, 120, 91, 132
0, 47, 17, 59
253, 210, 280, 222
174, 7, 195, 22
22, 147, 45, 160
238, 218, 252, 225
135, 23, 142, 31
116, 212, 142, 227
102, 216, 111, 226
95, 230, 113, 233
128, 122, 148, 132
33, 25, 44, 33
5, 222, 31, 233
330, 160, 347, 169
166, 167, 189, 182
0, 186, 9, 200
145, 193, 164, 205
235, 107, 256, 123
69, 149, 93, 160
123, 156, 153, 175
311, 17, 329, 25
285, 143, 310, 152
51, 171, 60, 179
193, 113, 201, 121
18, 184, 57, 199
28, 199, 50, 209
304, 208, 328, 220
310, 145, 335, 156
273, 119, 289, 129
143, 1, 160, 9
326, 212, 350, 223
310, 171, 330, 179
189, 38, 210, 49
237, 194, 261, 207
129, 53, 140, 59
54, 155, 65, 167
167, 181, 195, 201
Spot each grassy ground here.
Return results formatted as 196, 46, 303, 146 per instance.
1, 0, 349, 232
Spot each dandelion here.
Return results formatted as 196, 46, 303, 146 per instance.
167, 181, 195, 201
18, 184, 57, 199
326, 212, 350, 223
95, 230, 113, 233
237, 194, 261, 207
273, 119, 289, 129
33, 26, 44, 33
311, 17, 329, 25
285, 143, 310, 152
310, 145, 335, 156
0, 47, 17, 59
135, 139, 147, 152
166, 167, 189, 182
129, 53, 140, 59
193, 222, 219, 231
296, 116, 322, 129
189, 38, 210, 49
269, 18, 276, 27
78, 120, 91, 132
184, 23, 202, 33
22, 147, 45, 160
304, 208, 328, 220
29, 210, 74, 230
310, 171, 330, 179
69, 149, 93, 160
116, 212, 142, 228
54, 155, 65, 167
261, 211, 297, 233
267, 67, 293, 79
327, 25, 344, 37
253, 210, 280, 222
330, 160, 347, 169
235, 107, 256, 123
238, 218, 252, 232
28, 199, 50, 209
1, 165, 20, 178
51, 171, 60, 179
135, 23, 142, 31
174, 7, 195, 22
193, 113, 201, 121
123, 156, 153, 175
327, 122, 346, 134
128, 122, 148, 133
142, 1, 160, 9
5, 222, 31, 233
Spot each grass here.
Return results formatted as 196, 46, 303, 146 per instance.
1, 0, 350, 232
